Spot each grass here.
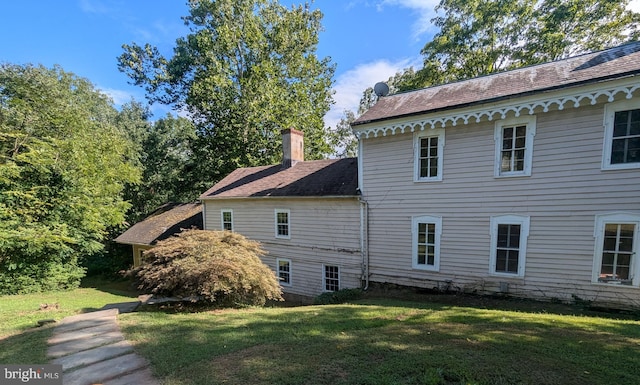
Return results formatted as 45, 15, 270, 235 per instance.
0, 277, 139, 364
118, 296, 640, 385
2, 280, 639, 384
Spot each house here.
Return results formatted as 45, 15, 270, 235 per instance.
199, 129, 360, 297
115, 202, 203, 266
351, 42, 640, 308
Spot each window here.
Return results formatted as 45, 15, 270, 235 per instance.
592, 213, 640, 286
275, 209, 290, 239
489, 215, 530, 277
412, 215, 442, 271
603, 100, 640, 170
414, 130, 444, 182
277, 258, 292, 286
221, 209, 233, 231
324, 265, 340, 292
494, 116, 536, 177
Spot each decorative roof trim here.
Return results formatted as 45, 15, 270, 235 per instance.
353, 79, 640, 139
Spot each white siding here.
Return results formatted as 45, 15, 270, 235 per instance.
203, 198, 361, 297
361, 102, 640, 308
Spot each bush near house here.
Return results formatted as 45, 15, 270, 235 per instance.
129, 230, 283, 307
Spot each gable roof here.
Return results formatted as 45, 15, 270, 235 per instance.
354, 41, 640, 125
114, 202, 203, 246
199, 158, 358, 199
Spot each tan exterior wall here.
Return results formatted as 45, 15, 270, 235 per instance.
360, 100, 640, 308
203, 197, 361, 297
132, 244, 153, 267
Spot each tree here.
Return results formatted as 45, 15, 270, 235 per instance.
122, 110, 197, 223
404, 0, 640, 90
0, 64, 140, 293
118, 0, 335, 192
335, 69, 415, 156
130, 230, 283, 307
523, 0, 640, 64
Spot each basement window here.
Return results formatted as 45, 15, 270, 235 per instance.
324, 265, 340, 292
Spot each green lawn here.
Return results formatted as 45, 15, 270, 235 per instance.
0, 278, 138, 364
119, 298, 640, 385
2, 282, 639, 385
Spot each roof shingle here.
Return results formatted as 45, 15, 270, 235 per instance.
114, 202, 203, 245
199, 158, 358, 199
354, 41, 640, 125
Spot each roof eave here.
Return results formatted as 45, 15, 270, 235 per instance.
199, 195, 359, 201
352, 70, 640, 127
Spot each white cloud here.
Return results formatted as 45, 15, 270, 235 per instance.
98, 87, 136, 107
629, 0, 640, 12
378, 0, 440, 40
325, 58, 417, 128
78, 0, 109, 14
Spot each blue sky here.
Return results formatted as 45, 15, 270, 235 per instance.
2, 0, 639, 128
1, 0, 444, 127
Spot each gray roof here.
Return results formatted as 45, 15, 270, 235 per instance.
199, 158, 358, 199
354, 41, 640, 125
114, 202, 203, 245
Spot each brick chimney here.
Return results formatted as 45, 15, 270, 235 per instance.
282, 128, 304, 168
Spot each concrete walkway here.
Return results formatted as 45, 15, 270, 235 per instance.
46, 301, 160, 385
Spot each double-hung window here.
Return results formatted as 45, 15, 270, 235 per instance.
221, 209, 233, 231
277, 258, 292, 286
494, 116, 536, 177
412, 215, 442, 271
603, 100, 640, 170
592, 213, 640, 286
275, 209, 290, 239
489, 215, 530, 277
414, 129, 444, 182
324, 265, 340, 292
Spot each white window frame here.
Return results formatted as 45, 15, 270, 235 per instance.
411, 215, 442, 271
602, 99, 640, 170
276, 258, 292, 287
323, 264, 340, 292
274, 209, 290, 239
221, 209, 233, 231
414, 129, 445, 182
494, 116, 536, 177
592, 213, 640, 287
489, 214, 530, 277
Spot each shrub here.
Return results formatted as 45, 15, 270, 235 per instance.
83, 241, 132, 278
313, 288, 363, 305
128, 230, 283, 307
0, 256, 85, 295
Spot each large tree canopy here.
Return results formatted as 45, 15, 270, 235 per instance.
400, 0, 640, 90
0, 64, 140, 293
121, 108, 198, 223
118, 0, 336, 191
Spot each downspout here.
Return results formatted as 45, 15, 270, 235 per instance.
359, 197, 369, 290
356, 133, 370, 290
201, 200, 207, 230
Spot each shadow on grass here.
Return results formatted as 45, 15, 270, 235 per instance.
80, 276, 140, 298
120, 298, 640, 385
0, 326, 52, 364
